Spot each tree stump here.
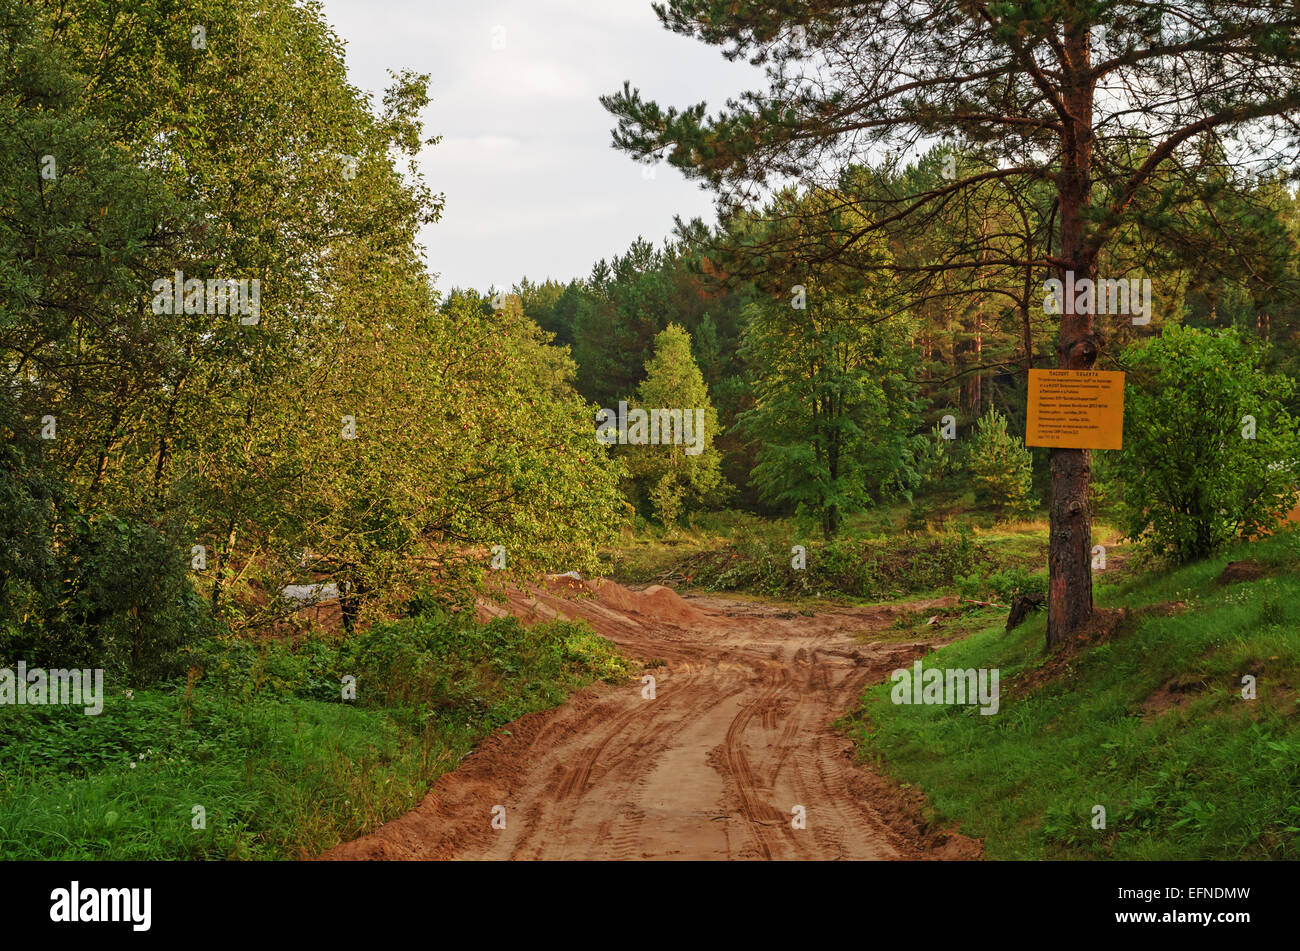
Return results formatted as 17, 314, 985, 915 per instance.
1006, 593, 1045, 631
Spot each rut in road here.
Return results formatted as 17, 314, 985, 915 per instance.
322, 579, 981, 861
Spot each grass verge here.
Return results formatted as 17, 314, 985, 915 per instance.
0, 611, 631, 859
843, 529, 1300, 859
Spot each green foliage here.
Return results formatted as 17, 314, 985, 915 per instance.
636, 522, 992, 600
0, 0, 624, 635
536, 238, 752, 415
904, 423, 969, 530
916, 422, 958, 487
956, 565, 1045, 603
967, 407, 1035, 519
23, 514, 213, 683
1113, 325, 1300, 564
1, 394, 213, 683
737, 262, 923, 538
0, 399, 61, 631
297, 290, 626, 623
571, 239, 680, 407
622, 324, 726, 525
0, 611, 631, 859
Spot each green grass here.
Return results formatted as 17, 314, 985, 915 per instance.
843, 528, 1300, 859
0, 613, 632, 859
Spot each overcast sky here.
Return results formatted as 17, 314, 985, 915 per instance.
319, 0, 766, 294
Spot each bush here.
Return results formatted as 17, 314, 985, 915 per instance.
957, 565, 1046, 603
1, 401, 213, 685
1113, 325, 1300, 564
0, 412, 62, 633
0, 512, 214, 685
667, 524, 991, 599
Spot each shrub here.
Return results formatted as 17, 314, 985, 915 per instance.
189, 610, 631, 730
672, 524, 991, 599
1, 512, 214, 685
957, 565, 1046, 603
1112, 325, 1300, 563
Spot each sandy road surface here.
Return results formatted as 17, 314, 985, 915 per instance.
323, 580, 978, 861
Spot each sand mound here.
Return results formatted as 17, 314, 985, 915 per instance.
635, 584, 712, 625
586, 578, 710, 626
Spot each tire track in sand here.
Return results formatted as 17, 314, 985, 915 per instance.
322, 581, 978, 861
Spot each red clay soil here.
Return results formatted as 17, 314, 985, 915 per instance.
320, 579, 981, 861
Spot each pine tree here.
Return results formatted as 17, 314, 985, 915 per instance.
625, 324, 725, 525
968, 408, 1036, 520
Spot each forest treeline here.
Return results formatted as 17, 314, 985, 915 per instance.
495, 155, 1300, 534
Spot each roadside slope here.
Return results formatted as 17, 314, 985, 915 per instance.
846, 531, 1300, 860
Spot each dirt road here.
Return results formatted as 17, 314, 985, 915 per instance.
322, 580, 981, 861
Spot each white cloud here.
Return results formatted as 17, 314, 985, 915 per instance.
460, 55, 592, 102
321, 0, 765, 291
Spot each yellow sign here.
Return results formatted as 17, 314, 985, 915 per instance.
1026, 369, 1125, 450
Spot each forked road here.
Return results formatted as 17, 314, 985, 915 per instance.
323, 580, 976, 861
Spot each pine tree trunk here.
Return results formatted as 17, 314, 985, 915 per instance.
1046, 22, 1100, 649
